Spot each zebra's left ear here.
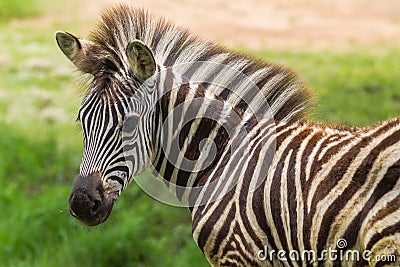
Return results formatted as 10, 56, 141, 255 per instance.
126, 40, 156, 83
55, 31, 98, 74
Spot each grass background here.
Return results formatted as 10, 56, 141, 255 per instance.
0, 1, 399, 266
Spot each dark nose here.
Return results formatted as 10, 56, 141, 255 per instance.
69, 173, 113, 226
69, 187, 101, 220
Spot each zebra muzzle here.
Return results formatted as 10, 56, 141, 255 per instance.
69, 172, 115, 226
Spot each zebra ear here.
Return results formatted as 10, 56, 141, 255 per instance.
126, 40, 156, 82
55, 31, 96, 74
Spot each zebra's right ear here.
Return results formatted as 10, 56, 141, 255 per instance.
55, 31, 96, 74
126, 40, 156, 83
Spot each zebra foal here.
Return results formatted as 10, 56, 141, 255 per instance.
56, 4, 400, 266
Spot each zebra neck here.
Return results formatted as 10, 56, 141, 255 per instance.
150, 72, 281, 207
151, 78, 250, 205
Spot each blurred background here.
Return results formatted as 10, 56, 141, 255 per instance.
0, 0, 399, 266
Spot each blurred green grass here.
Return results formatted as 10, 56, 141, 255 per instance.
0, 1, 399, 267
254, 48, 400, 125
0, 0, 41, 23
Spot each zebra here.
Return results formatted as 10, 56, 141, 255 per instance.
56, 5, 400, 266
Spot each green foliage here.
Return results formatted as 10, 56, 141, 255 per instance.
0, 0, 41, 22
253, 48, 400, 126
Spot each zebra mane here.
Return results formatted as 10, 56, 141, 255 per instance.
88, 4, 313, 122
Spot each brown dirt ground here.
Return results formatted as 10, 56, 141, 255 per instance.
57, 0, 400, 50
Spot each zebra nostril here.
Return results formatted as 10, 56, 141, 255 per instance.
69, 190, 103, 222
91, 199, 100, 214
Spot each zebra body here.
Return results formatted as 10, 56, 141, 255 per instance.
56, 5, 400, 266
192, 118, 400, 266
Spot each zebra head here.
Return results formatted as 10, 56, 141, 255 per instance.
56, 31, 157, 226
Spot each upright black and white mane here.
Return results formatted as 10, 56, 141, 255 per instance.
86, 5, 313, 123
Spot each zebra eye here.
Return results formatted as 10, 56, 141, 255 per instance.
122, 114, 139, 133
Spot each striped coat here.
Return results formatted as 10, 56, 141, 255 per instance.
56, 5, 400, 266
192, 118, 400, 266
